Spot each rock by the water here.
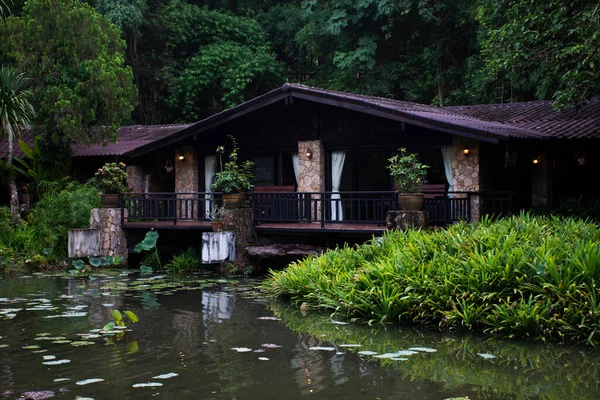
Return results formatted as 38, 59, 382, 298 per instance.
245, 244, 323, 269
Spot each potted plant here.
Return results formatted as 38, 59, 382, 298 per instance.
210, 206, 225, 232
91, 162, 128, 208
212, 135, 254, 209
387, 148, 429, 211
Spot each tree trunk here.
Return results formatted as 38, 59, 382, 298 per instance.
7, 124, 20, 223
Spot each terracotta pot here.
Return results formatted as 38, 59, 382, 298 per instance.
101, 193, 120, 208
222, 193, 244, 209
211, 221, 224, 232
398, 194, 424, 211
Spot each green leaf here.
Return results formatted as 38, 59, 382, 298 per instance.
134, 230, 159, 253
112, 310, 123, 324
89, 257, 102, 267
18, 139, 34, 159
73, 259, 85, 270
124, 310, 139, 323
102, 322, 115, 332
140, 265, 153, 274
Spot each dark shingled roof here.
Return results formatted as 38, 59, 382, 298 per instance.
0, 124, 190, 159
127, 83, 546, 157
447, 98, 600, 139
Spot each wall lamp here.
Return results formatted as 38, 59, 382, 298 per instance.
533, 158, 539, 165
178, 155, 185, 161
305, 149, 313, 159
463, 147, 471, 156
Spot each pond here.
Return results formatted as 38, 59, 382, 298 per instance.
0, 272, 599, 400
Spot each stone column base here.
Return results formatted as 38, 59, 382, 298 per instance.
386, 210, 429, 231
223, 208, 255, 266
90, 208, 127, 263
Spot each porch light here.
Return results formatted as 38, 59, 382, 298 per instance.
305, 149, 313, 159
463, 147, 471, 156
178, 155, 185, 161
533, 158, 539, 164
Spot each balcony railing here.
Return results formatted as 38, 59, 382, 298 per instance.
119, 191, 513, 228
120, 192, 222, 225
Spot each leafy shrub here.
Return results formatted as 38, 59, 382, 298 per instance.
90, 162, 128, 194
0, 182, 100, 270
264, 213, 600, 344
165, 247, 202, 272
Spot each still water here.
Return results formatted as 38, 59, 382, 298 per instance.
0, 272, 599, 400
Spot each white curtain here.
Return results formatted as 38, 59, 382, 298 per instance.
204, 155, 217, 218
331, 151, 346, 221
291, 153, 299, 189
441, 147, 454, 192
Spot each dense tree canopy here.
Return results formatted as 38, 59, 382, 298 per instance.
0, 0, 137, 171
3, 0, 596, 130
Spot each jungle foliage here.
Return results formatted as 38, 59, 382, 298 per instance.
264, 214, 600, 344
0, 182, 100, 273
3, 0, 597, 127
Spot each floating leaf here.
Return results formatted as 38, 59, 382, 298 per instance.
308, 346, 336, 351
357, 351, 378, 356
124, 310, 139, 323
152, 373, 178, 380
76, 378, 105, 385
102, 322, 115, 332
258, 357, 270, 361
408, 347, 437, 353
132, 382, 163, 388
42, 359, 71, 365
231, 347, 253, 352
477, 353, 496, 359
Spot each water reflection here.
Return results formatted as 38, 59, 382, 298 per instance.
272, 303, 600, 400
1, 274, 599, 399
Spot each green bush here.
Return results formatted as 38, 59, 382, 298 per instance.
0, 182, 100, 270
264, 213, 600, 344
165, 247, 202, 272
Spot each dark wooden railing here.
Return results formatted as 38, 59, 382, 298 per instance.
252, 191, 510, 228
120, 192, 222, 225
119, 191, 513, 228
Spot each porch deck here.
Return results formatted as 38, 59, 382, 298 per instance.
119, 191, 513, 232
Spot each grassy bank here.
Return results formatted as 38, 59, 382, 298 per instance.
264, 214, 600, 344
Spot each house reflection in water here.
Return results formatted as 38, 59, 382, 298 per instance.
202, 290, 235, 324
290, 332, 350, 395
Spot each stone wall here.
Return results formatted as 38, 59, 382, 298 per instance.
297, 140, 325, 192
90, 208, 127, 262
175, 145, 199, 218
451, 136, 481, 221
297, 140, 325, 219
126, 166, 145, 193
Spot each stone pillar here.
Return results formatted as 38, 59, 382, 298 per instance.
90, 208, 127, 263
451, 136, 481, 221
223, 208, 254, 267
126, 166, 145, 193
532, 153, 553, 207
387, 210, 428, 230
298, 140, 325, 220
175, 145, 199, 219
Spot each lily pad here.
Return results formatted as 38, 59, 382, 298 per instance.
152, 373, 178, 380
42, 359, 71, 365
308, 346, 336, 351
132, 382, 163, 388
76, 378, 105, 385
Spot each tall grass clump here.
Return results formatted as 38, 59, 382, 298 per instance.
264, 213, 600, 344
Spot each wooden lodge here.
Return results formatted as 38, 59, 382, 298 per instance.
5, 84, 600, 241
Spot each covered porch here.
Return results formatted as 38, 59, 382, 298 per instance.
119, 84, 538, 234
